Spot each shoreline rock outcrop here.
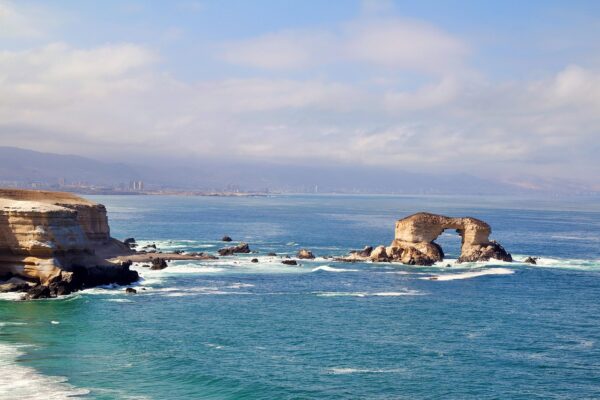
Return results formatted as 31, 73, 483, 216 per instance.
0, 189, 139, 299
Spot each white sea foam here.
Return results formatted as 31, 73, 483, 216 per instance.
106, 298, 134, 303
0, 292, 24, 301
422, 267, 515, 281
315, 290, 423, 297
311, 265, 359, 273
0, 342, 89, 399
327, 367, 404, 374
513, 255, 600, 271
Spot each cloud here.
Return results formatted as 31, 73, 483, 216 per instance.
0, 0, 44, 38
217, 17, 468, 74
2, 39, 599, 184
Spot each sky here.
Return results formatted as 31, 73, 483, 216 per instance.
1, 0, 600, 189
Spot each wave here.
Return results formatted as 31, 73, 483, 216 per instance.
512, 255, 600, 271
315, 290, 423, 297
422, 267, 515, 281
311, 265, 359, 273
326, 367, 405, 374
0, 342, 89, 399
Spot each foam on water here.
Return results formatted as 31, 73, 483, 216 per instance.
315, 290, 423, 297
326, 367, 405, 374
311, 265, 360, 273
0, 342, 89, 399
422, 268, 515, 281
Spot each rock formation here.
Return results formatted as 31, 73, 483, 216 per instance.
218, 242, 250, 256
387, 212, 512, 265
336, 212, 511, 266
297, 249, 315, 259
0, 189, 138, 298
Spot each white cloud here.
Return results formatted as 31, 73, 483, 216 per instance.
0, 31, 599, 183
0, 1, 43, 38
217, 17, 467, 74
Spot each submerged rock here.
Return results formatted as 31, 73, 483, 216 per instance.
523, 256, 538, 265
297, 249, 315, 259
125, 287, 137, 294
266, 252, 277, 257
281, 260, 298, 266
221, 235, 233, 242
218, 242, 251, 256
251, 258, 259, 263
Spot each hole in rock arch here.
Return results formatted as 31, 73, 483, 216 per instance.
435, 229, 463, 262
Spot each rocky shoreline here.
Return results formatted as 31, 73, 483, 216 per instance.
0, 189, 516, 300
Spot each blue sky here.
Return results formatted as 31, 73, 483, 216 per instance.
1, 0, 600, 188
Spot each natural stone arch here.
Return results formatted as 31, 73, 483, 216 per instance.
386, 212, 512, 265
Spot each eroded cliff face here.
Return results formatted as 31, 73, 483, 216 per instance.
387, 212, 512, 265
0, 189, 136, 298
339, 212, 512, 265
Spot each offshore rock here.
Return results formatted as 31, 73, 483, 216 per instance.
297, 249, 315, 259
150, 258, 168, 270
388, 212, 512, 265
218, 242, 250, 256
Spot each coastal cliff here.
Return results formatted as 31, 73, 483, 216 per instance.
0, 189, 137, 299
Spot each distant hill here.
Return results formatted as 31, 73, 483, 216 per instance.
0, 146, 561, 195
0, 146, 141, 186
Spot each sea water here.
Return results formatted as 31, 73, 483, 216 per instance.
1, 194, 600, 399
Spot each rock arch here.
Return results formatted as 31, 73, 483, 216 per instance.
386, 212, 512, 265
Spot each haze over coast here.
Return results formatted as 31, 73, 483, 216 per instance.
1, 1, 600, 195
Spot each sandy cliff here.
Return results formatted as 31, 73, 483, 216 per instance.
0, 189, 137, 298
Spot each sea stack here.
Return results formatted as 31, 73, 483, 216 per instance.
0, 189, 138, 299
387, 212, 512, 265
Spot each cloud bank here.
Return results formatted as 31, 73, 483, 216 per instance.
0, 1, 599, 188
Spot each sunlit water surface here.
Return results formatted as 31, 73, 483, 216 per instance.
1, 194, 600, 399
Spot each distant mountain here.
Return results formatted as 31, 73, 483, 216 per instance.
0, 146, 579, 195
0, 146, 141, 186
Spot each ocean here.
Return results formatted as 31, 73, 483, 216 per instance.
1, 194, 600, 399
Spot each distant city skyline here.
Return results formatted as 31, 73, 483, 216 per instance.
1, 0, 600, 190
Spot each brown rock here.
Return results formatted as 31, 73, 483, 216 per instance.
297, 249, 315, 259
387, 212, 512, 265
218, 242, 251, 256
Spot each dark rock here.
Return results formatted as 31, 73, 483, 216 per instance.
221, 236, 233, 242
457, 241, 512, 263
141, 264, 151, 268
25, 285, 51, 300
150, 258, 168, 270
523, 256, 538, 265
281, 260, 298, 266
251, 258, 259, 263
297, 249, 315, 259
173, 250, 183, 254
125, 287, 137, 294
352, 246, 373, 258
218, 242, 251, 256
266, 252, 277, 256
123, 238, 137, 248
0, 277, 32, 293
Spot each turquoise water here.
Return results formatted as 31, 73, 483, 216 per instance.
1, 194, 600, 399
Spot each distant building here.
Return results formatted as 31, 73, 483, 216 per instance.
129, 180, 144, 191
